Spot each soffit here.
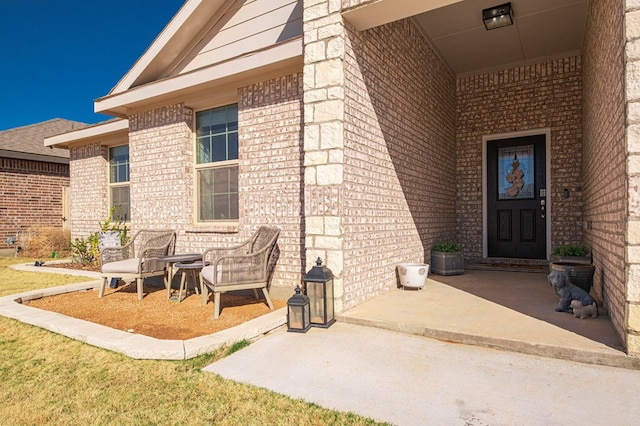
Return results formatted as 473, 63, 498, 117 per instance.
412, 0, 589, 75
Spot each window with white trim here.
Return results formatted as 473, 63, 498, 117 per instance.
108, 145, 130, 221
195, 104, 239, 221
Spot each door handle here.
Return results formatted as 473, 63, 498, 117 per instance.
540, 199, 545, 219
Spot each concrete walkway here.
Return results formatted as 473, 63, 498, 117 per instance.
204, 321, 640, 425
204, 271, 640, 425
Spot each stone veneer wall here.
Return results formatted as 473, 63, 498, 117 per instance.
342, 19, 456, 307
69, 144, 108, 239
303, 0, 347, 311
0, 158, 69, 244
582, 0, 627, 351
456, 58, 583, 263
625, 0, 640, 355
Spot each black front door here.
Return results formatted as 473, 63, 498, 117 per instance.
487, 135, 547, 259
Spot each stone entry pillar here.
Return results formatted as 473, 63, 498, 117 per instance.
303, 0, 346, 313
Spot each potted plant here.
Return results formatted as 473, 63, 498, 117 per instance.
550, 244, 591, 264
549, 244, 594, 293
431, 241, 464, 276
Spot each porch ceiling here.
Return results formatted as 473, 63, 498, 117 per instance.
412, 0, 588, 75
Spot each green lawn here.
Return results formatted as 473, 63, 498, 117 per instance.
0, 257, 384, 425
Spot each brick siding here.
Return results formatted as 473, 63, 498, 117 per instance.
128, 103, 194, 233
97, 77, 305, 290
457, 58, 583, 263
0, 157, 69, 247
236, 74, 305, 288
342, 19, 456, 308
582, 0, 627, 350
69, 144, 108, 239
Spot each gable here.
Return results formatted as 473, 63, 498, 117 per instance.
165, 0, 302, 78
111, 0, 302, 95
98, 0, 303, 118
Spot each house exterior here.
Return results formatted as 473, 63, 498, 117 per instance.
45, 0, 640, 357
0, 118, 86, 250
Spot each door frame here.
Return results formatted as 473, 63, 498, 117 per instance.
482, 128, 551, 259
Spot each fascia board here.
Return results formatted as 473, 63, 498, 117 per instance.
44, 120, 129, 149
95, 37, 302, 116
0, 150, 69, 164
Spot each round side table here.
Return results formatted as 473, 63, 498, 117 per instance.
174, 261, 209, 302
157, 253, 201, 299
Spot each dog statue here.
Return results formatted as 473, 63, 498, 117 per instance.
547, 269, 595, 312
570, 300, 599, 319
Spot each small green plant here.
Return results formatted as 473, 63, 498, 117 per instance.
69, 206, 129, 265
69, 236, 96, 266
552, 244, 590, 257
225, 339, 251, 356
433, 241, 459, 253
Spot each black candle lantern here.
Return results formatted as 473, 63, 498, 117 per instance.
304, 257, 335, 328
286, 285, 311, 333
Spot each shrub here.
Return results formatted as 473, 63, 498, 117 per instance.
19, 226, 71, 259
432, 241, 459, 253
69, 206, 129, 266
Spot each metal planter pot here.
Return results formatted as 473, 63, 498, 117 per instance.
430, 252, 464, 276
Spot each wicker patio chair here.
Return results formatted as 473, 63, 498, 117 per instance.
199, 226, 280, 318
98, 229, 176, 300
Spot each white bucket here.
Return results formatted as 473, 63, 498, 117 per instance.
397, 263, 429, 289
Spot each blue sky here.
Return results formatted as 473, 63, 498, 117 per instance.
0, 1, 185, 130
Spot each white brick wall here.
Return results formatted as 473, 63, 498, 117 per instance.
69, 143, 108, 238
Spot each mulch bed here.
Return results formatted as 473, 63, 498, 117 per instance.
27, 262, 285, 340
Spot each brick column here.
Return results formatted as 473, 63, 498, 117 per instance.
626, 1, 640, 356
303, 0, 346, 312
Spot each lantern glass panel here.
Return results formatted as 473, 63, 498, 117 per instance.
287, 286, 311, 333
288, 306, 304, 330
325, 278, 334, 320
307, 281, 326, 324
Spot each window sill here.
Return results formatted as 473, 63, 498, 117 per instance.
185, 224, 240, 234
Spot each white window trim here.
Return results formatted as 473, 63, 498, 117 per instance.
193, 104, 240, 225
108, 145, 131, 223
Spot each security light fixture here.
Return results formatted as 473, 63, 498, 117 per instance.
483, 2, 513, 30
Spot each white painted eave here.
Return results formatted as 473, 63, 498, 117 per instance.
44, 119, 129, 149
95, 37, 302, 117
342, 0, 463, 31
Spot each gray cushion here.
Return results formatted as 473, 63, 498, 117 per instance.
102, 258, 141, 274
201, 262, 255, 285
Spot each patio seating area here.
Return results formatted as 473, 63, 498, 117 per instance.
98, 226, 281, 319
